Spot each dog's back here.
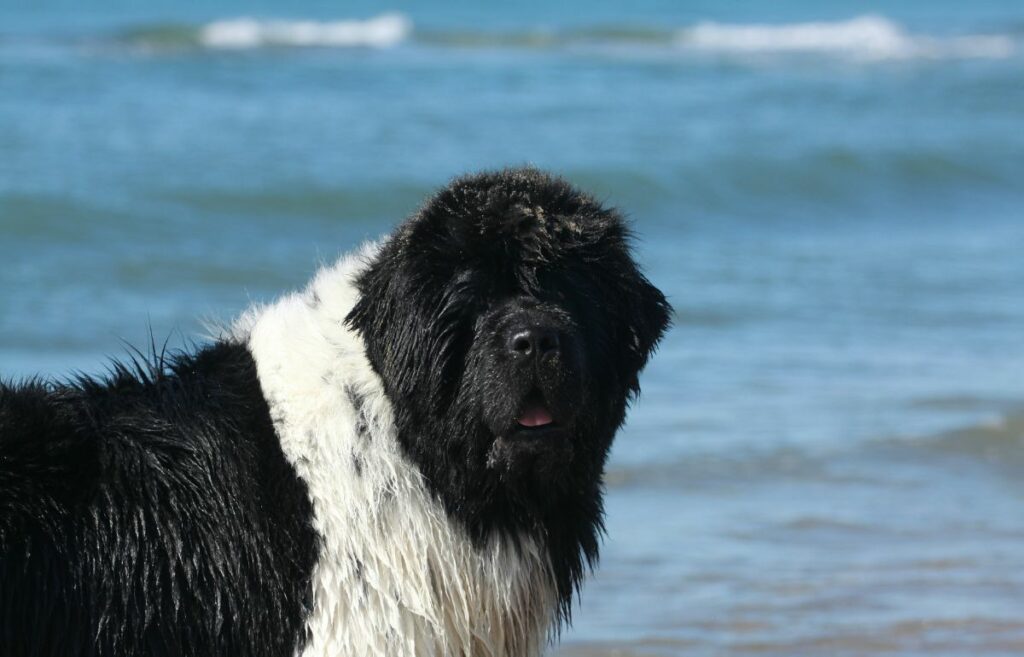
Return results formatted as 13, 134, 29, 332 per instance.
0, 342, 317, 657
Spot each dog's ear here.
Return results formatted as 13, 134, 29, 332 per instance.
616, 268, 671, 396
346, 250, 466, 411
345, 255, 417, 400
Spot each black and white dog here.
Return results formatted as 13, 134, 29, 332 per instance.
0, 168, 670, 657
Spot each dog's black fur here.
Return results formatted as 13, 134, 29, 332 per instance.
0, 168, 669, 655
348, 168, 671, 619
0, 344, 318, 657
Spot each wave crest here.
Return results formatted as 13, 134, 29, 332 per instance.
677, 15, 1015, 60
101, 14, 1019, 60
197, 13, 411, 49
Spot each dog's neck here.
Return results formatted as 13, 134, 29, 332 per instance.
236, 246, 559, 657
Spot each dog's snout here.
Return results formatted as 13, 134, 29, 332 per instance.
509, 327, 560, 360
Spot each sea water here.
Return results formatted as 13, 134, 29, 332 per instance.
2, 1, 1024, 654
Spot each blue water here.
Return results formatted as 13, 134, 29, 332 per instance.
3, 2, 1024, 654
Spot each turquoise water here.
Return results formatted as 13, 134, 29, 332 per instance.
3, 2, 1024, 654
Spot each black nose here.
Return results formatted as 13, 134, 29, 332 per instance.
509, 327, 560, 359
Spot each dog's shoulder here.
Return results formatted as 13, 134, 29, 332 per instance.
1, 374, 104, 527
0, 339, 317, 534
0, 342, 319, 656
0, 342, 264, 502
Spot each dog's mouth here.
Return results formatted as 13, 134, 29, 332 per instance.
487, 388, 574, 475
515, 389, 558, 431
517, 395, 555, 429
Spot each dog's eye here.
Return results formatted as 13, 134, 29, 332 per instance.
533, 271, 572, 302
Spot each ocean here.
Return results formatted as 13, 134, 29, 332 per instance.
2, 1, 1024, 654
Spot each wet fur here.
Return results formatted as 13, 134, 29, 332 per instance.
0, 168, 670, 656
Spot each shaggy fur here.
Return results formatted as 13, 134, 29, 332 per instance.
0, 167, 670, 657
0, 344, 318, 656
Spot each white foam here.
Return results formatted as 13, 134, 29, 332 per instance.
200, 13, 412, 49
677, 15, 1015, 60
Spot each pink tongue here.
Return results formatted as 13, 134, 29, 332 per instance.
518, 404, 554, 428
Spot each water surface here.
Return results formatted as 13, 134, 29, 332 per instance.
2, 1, 1024, 654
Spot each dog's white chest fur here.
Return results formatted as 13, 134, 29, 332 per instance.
239, 247, 558, 657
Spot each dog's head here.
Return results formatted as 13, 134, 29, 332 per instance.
347, 168, 670, 610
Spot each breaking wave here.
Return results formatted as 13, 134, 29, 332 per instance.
104, 14, 1017, 60
119, 13, 412, 50
676, 15, 1015, 60
199, 14, 411, 49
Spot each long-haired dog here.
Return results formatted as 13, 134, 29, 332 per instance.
0, 168, 670, 657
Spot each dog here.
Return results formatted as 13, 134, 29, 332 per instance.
0, 167, 670, 657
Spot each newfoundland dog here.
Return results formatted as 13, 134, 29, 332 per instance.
0, 168, 670, 657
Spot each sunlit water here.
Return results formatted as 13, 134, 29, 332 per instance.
2, 1, 1024, 654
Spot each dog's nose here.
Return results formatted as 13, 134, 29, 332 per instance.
509, 327, 560, 359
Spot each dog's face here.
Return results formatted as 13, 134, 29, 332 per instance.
347, 168, 669, 611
